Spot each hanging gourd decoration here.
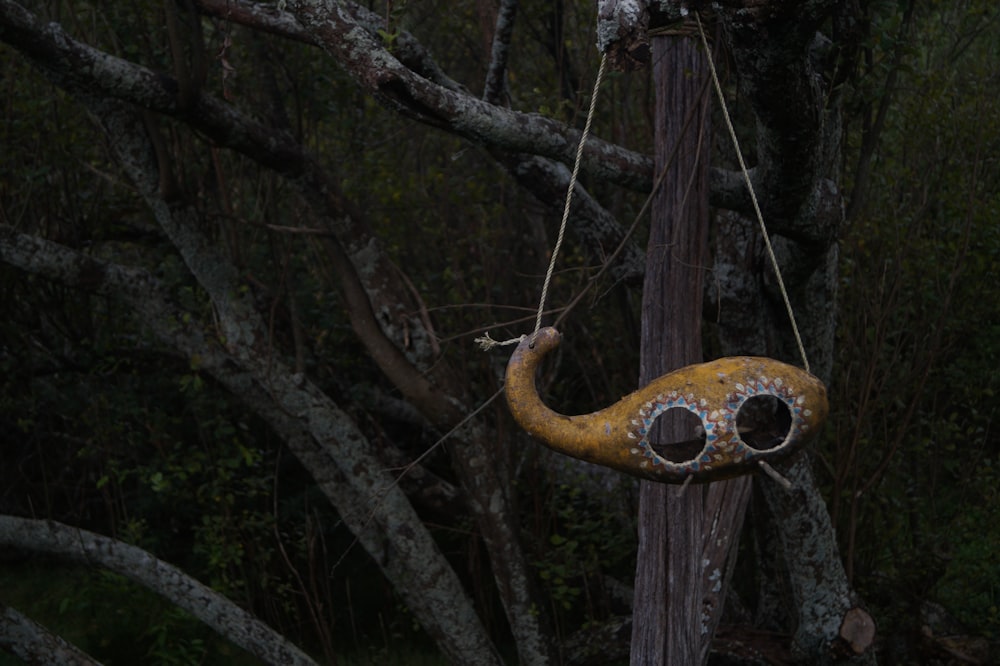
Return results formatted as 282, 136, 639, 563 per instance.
505, 328, 828, 483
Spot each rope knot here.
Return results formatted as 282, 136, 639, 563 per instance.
475, 332, 525, 351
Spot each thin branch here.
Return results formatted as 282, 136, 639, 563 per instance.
483, 0, 518, 104
845, 0, 916, 221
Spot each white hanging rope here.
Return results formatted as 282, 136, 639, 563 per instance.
534, 54, 608, 333
477, 53, 608, 350
481, 17, 809, 373
694, 13, 811, 373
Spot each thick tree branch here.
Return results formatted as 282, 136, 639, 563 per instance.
281, 0, 651, 192
0, 516, 316, 666
0, 217, 501, 666
0, 602, 103, 666
501, 154, 645, 284
194, 0, 468, 93
141, 0, 654, 192
192, 0, 643, 283
0, 0, 466, 389
95, 101, 503, 663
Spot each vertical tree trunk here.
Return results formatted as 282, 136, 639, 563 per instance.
630, 32, 752, 665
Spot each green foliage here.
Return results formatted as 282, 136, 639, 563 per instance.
830, 0, 1000, 644
935, 493, 1000, 638
526, 477, 636, 633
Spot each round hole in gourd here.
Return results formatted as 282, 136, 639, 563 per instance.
735, 394, 792, 451
649, 407, 708, 463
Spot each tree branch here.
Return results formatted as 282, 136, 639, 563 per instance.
0, 217, 502, 665
281, 0, 651, 191
0, 602, 103, 666
193, 0, 469, 93
0, 0, 467, 381
0, 516, 317, 666
483, 0, 518, 104
507, 154, 645, 283
715, 2, 843, 242
0, 4, 589, 660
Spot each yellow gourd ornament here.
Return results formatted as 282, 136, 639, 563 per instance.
504, 328, 828, 483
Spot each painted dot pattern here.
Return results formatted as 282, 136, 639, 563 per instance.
626, 376, 814, 477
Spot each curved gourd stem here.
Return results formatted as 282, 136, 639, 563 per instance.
504, 328, 829, 483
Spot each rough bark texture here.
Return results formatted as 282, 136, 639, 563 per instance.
280, 0, 652, 192
101, 100, 504, 665
630, 34, 751, 666
0, 602, 104, 666
0, 517, 316, 666
0, 195, 500, 665
597, 0, 653, 70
